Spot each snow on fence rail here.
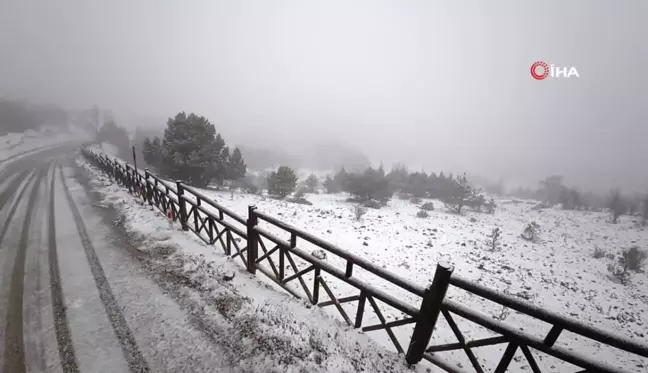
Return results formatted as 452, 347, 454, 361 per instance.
81, 148, 648, 373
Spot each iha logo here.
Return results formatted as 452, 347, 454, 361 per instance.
530, 61, 580, 80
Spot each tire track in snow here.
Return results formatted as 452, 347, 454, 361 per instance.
58, 166, 150, 373
48, 162, 81, 373
0, 169, 37, 366
2, 165, 48, 373
0, 169, 31, 212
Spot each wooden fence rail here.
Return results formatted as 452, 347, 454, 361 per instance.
81, 148, 648, 373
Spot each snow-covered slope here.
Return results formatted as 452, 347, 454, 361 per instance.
184, 190, 648, 371
79, 151, 648, 372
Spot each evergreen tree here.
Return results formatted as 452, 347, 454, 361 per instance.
334, 167, 350, 192
607, 188, 626, 224
142, 137, 163, 171
406, 171, 428, 198
227, 147, 247, 181
268, 166, 298, 198
346, 167, 392, 202
160, 112, 225, 188
442, 173, 478, 214
386, 163, 409, 194
323, 175, 341, 193
97, 118, 130, 160
305, 173, 319, 192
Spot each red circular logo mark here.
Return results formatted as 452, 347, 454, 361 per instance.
530, 61, 549, 80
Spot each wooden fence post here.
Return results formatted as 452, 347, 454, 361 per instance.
144, 169, 153, 205
176, 181, 188, 231
246, 205, 259, 275
126, 165, 133, 193
405, 262, 454, 365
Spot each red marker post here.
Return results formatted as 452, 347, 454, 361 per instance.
167, 210, 173, 230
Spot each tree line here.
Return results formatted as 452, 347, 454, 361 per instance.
508, 175, 648, 225
316, 164, 494, 214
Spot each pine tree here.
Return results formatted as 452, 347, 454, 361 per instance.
334, 167, 350, 192
214, 146, 230, 185
97, 118, 130, 160
227, 147, 247, 181
142, 136, 163, 171
442, 173, 478, 214
160, 112, 226, 188
267, 166, 298, 198
323, 176, 340, 193
305, 174, 319, 193
607, 188, 626, 224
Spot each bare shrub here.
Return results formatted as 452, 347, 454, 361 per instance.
521, 222, 540, 242
363, 200, 381, 209
607, 247, 647, 285
289, 197, 313, 205
486, 227, 502, 251
353, 205, 367, 220
485, 198, 497, 214
622, 246, 646, 272
607, 262, 629, 285
592, 247, 606, 259
416, 210, 429, 218
421, 202, 435, 211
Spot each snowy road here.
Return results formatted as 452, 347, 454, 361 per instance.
0, 148, 236, 373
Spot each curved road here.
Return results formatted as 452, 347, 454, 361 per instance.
0, 147, 236, 373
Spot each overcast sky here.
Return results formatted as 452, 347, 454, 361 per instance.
1, 0, 646, 192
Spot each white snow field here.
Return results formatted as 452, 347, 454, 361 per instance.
79, 152, 648, 372
76, 156, 426, 373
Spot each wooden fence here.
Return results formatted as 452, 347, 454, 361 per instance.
81, 148, 648, 373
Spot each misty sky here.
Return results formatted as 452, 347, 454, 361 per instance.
1, 1, 647, 192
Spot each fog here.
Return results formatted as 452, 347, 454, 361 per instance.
1, 0, 647, 193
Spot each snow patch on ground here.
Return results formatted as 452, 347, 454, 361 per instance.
77, 156, 427, 373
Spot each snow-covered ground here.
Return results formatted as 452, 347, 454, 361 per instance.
0, 125, 89, 162
76, 156, 427, 373
79, 152, 648, 372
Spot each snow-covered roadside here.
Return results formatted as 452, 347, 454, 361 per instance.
75, 155, 428, 373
